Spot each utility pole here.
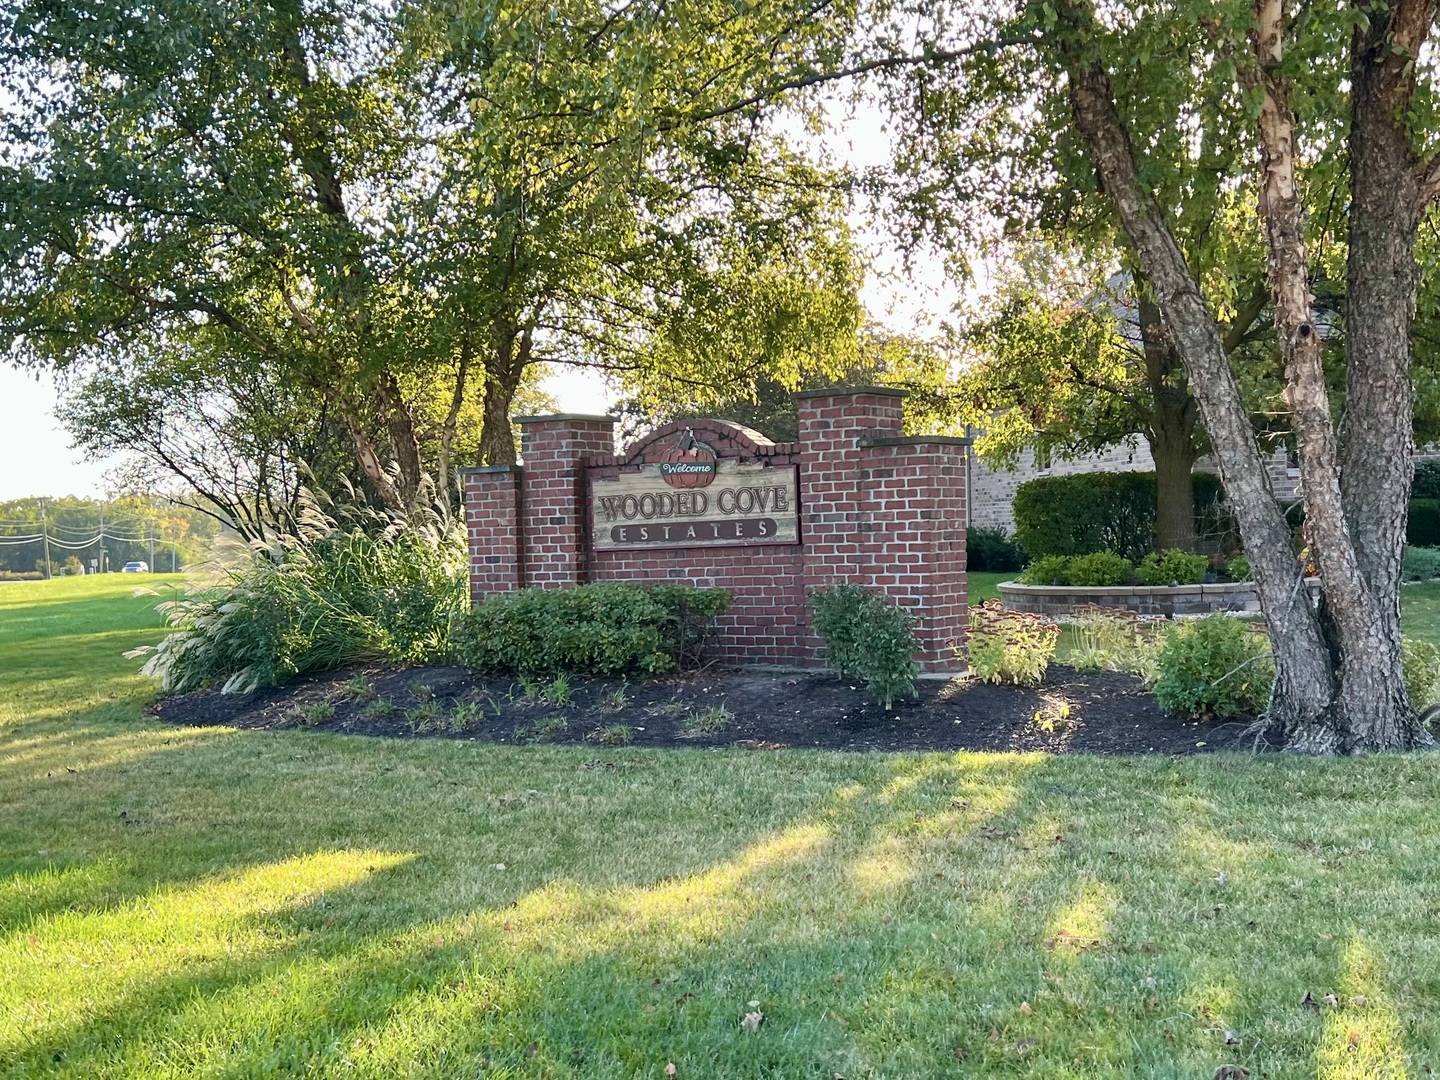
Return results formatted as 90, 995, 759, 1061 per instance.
98, 504, 105, 573
172, 524, 178, 572
38, 498, 51, 579
149, 523, 155, 571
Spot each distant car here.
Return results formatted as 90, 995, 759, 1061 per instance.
121, 561, 149, 573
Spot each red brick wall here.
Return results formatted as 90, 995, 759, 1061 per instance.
461, 465, 523, 597
463, 394, 969, 671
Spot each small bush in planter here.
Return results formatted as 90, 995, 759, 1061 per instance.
1152, 614, 1273, 718
1135, 549, 1209, 587
965, 600, 1060, 687
1226, 555, 1252, 582
1019, 554, 1073, 585
1064, 551, 1133, 587
808, 585, 919, 708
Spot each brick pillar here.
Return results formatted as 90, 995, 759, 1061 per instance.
462, 465, 524, 601
796, 387, 969, 672
516, 413, 617, 587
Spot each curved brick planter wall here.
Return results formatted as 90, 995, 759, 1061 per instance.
997, 579, 1323, 618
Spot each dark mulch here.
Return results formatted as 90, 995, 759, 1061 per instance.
150, 664, 1254, 755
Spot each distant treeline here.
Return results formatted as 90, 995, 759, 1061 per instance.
0, 497, 221, 576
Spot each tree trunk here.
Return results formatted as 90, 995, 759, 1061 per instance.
477, 323, 533, 466
1138, 291, 1201, 551
1336, 0, 1434, 746
1055, 0, 1337, 736
436, 337, 474, 520
1150, 430, 1199, 553
1241, 0, 1429, 750
375, 369, 429, 512
336, 400, 405, 514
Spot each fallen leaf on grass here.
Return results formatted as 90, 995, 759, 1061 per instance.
1018, 1001, 1032, 1015
664, 1064, 677, 1077
741, 1011, 764, 1032
1213, 1067, 1250, 1080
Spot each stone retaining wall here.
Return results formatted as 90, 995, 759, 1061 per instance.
998, 579, 1323, 618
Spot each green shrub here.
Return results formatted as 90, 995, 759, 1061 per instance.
808, 585, 920, 708
454, 583, 729, 678
135, 523, 467, 695
1402, 546, 1440, 582
1408, 499, 1440, 547
1135, 549, 1209, 587
1019, 554, 1073, 585
1152, 615, 1274, 718
967, 527, 1027, 573
965, 601, 1060, 686
1226, 555, 1252, 581
1012, 471, 1226, 560
1402, 638, 1440, 709
1065, 551, 1133, 587
1414, 460, 1440, 500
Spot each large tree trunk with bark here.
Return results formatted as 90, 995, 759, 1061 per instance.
1335, 0, 1435, 746
375, 369, 428, 512
477, 323, 534, 466
1138, 293, 1201, 551
1242, 0, 1421, 750
436, 338, 473, 519
1055, 0, 1337, 736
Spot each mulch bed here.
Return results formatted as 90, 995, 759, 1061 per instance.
151, 664, 1255, 755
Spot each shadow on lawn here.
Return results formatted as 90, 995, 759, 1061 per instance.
0, 721, 1427, 1078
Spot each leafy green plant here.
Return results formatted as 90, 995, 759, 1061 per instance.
542, 673, 572, 706
411, 683, 436, 703
1402, 546, 1440, 582
965, 600, 1060, 687
360, 697, 395, 720
1402, 638, 1440, 709
450, 702, 484, 733
1064, 551, 1132, 587
455, 583, 729, 678
405, 701, 445, 733
808, 585, 919, 708
1152, 615, 1274, 718
1018, 554, 1072, 586
678, 703, 732, 737
1226, 555, 1252, 582
515, 716, 569, 743
600, 685, 630, 712
340, 675, 375, 701
1135, 549, 1209, 587
282, 700, 335, 728
585, 723, 635, 746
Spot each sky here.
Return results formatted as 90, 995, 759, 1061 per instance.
0, 102, 963, 503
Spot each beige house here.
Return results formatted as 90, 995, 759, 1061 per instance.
964, 435, 1302, 533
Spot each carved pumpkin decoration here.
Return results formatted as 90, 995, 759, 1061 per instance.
659, 432, 717, 489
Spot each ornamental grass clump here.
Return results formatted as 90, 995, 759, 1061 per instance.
1068, 605, 1161, 680
965, 600, 1060, 687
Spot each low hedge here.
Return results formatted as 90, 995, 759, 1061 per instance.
967, 527, 1027, 573
1409, 499, 1440, 547
1012, 470, 1226, 560
453, 582, 730, 677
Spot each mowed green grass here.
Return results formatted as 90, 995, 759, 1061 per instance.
6, 578, 1440, 1077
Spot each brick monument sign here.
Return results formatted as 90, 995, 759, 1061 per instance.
462, 387, 970, 670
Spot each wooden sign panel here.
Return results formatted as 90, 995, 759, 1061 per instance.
591, 461, 800, 550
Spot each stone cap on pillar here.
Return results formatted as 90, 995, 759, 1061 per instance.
513, 413, 619, 425
793, 386, 908, 400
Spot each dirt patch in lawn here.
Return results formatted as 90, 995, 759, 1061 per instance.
150, 665, 1252, 755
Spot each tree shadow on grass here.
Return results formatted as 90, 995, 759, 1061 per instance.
3, 730, 1437, 1078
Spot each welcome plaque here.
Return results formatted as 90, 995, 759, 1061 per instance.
591, 459, 800, 550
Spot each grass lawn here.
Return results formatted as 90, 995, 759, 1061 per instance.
967, 570, 1009, 604
6, 576, 1440, 1078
